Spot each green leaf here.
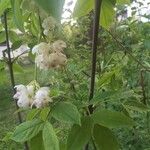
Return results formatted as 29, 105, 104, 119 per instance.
116, 0, 130, 4
0, 31, 6, 43
13, 63, 24, 73
40, 107, 50, 121
43, 121, 59, 150
30, 132, 45, 150
67, 116, 93, 150
11, 40, 23, 50
101, 0, 116, 29
11, 119, 44, 142
9, 30, 19, 43
10, 0, 24, 32
51, 102, 81, 125
73, 0, 116, 29
33, 0, 65, 21
123, 100, 150, 112
0, 0, 11, 16
92, 109, 134, 128
26, 109, 40, 121
73, 0, 94, 18
92, 89, 136, 104
93, 124, 120, 150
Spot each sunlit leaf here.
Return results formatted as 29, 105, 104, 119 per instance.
73, 0, 94, 18
0, 0, 11, 16
33, 0, 65, 21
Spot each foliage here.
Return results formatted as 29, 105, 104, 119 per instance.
0, 0, 150, 150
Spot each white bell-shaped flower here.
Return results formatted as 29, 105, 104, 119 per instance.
13, 84, 34, 108
31, 87, 52, 108
49, 52, 67, 68
32, 42, 50, 55
13, 85, 27, 99
42, 16, 56, 32
35, 54, 49, 70
51, 40, 67, 53
17, 93, 31, 108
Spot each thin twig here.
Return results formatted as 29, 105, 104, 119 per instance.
3, 11, 29, 150
12, 51, 29, 63
106, 30, 150, 70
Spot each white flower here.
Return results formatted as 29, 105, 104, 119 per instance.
13, 84, 34, 108
13, 85, 27, 99
43, 29, 49, 36
32, 42, 50, 55
31, 87, 52, 108
51, 40, 67, 53
42, 16, 56, 32
49, 52, 67, 68
17, 93, 31, 108
35, 54, 49, 70
32, 40, 67, 70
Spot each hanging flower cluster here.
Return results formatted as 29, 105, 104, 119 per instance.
32, 40, 67, 70
42, 16, 56, 35
13, 84, 52, 108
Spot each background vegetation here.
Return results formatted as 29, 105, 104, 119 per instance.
0, 0, 150, 149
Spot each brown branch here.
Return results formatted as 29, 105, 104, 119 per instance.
85, 0, 102, 150
88, 0, 102, 111
3, 11, 29, 150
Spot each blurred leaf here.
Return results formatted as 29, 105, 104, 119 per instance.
0, 0, 11, 16
116, 0, 130, 4
51, 102, 81, 125
9, 30, 19, 43
67, 116, 93, 150
92, 109, 134, 128
13, 63, 24, 73
10, 0, 24, 32
26, 109, 40, 121
2, 132, 13, 142
33, 0, 65, 21
40, 107, 50, 121
101, 0, 116, 29
73, 0, 94, 18
92, 89, 136, 104
93, 124, 120, 150
73, 0, 116, 29
30, 132, 45, 150
123, 100, 150, 112
11, 40, 23, 50
11, 119, 44, 142
43, 121, 59, 150
0, 31, 6, 43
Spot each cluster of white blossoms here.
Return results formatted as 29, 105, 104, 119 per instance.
13, 84, 52, 108
32, 40, 67, 70
42, 16, 56, 35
